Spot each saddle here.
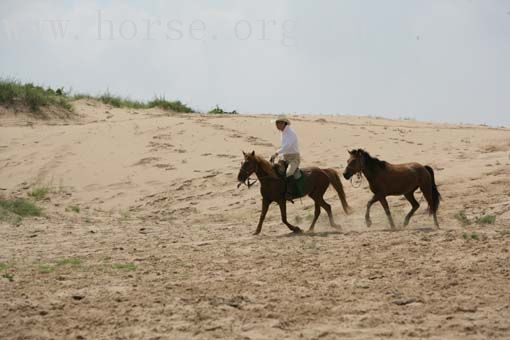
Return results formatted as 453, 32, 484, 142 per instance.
273, 160, 305, 198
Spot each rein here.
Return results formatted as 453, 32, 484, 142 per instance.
350, 172, 363, 188
346, 160, 365, 188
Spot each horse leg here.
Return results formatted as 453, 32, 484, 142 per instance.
318, 197, 341, 229
254, 199, 270, 235
403, 191, 420, 227
420, 184, 440, 228
307, 201, 321, 232
365, 195, 378, 228
278, 201, 302, 233
379, 197, 396, 229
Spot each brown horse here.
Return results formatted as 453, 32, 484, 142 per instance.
238, 151, 351, 235
343, 149, 440, 229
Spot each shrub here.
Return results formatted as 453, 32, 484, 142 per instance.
28, 186, 50, 201
208, 105, 237, 114
476, 215, 496, 225
148, 97, 193, 113
454, 211, 469, 226
0, 198, 42, 217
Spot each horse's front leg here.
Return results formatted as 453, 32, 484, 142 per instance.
365, 195, 378, 227
253, 199, 270, 235
278, 201, 302, 233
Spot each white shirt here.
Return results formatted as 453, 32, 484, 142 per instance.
277, 125, 300, 155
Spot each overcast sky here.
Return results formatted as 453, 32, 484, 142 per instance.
1, 1, 509, 126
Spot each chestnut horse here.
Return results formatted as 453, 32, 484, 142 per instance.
238, 151, 351, 235
343, 149, 440, 229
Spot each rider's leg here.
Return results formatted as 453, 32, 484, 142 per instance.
283, 154, 300, 199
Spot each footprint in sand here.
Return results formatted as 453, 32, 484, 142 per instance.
133, 157, 160, 166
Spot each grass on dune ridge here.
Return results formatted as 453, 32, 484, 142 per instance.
73, 92, 194, 113
0, 78, 195, 114
0, 78, 72, 113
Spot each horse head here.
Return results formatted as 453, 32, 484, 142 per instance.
238, 151, 258, 185
343, 149, 366, 180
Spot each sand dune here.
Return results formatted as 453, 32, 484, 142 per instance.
1, 100, 509, 339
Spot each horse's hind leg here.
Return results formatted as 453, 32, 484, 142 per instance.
318, 197, 341, 229
420, 184, 440, 228
278, 201, 301, 233
403, 191, 420, 227
379, 197, 396, 229
307, 202, 321, 232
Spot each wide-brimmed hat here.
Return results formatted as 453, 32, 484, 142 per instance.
274, 116, 291, 125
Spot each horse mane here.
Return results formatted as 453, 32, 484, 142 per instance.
254, 155, 278, 178
357, 149, 387, 172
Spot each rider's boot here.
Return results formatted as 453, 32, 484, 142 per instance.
285, 176, 295, 201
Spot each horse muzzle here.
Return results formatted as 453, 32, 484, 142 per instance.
343, 171, 353, 180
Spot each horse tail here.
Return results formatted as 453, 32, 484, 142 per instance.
324, 169, 352, 214
425, 165, 441, 214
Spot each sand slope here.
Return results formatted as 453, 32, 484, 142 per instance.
1, 100, 509, 339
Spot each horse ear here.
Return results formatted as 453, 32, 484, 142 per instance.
251, 151, 255, 156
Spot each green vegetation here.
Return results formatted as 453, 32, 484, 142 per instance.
454, 210, 469, 226
56, 258, 82, 266
38, 264, 54, 273
0, 198, 42, 224
66, 205, 80, 213
112, 263, 136, 271
81, 92, 194, 113
476, 214, 496, 225
462, 231, 480, 240
0, 78, 72, 113
209, 105, 225, 114
208, 105, 237, 114
28, 186, 50, 201
0, 263, 8, 271
38, 258, 82, 274
1, 78, 194, 115
148, 96, 193, 113
98, 92, 146, 109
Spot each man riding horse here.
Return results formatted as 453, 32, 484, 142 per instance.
270, 116, 301, 200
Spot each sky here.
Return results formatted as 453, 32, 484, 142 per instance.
1, 0, 509, 126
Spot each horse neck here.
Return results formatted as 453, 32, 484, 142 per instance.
253, 159, 275, 180
361, 161, 381, 182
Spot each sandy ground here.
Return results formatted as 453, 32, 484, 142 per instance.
1, 100, 509, 339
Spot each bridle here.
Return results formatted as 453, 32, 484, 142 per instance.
237, 158, 279, 189
237, 162, 258, 188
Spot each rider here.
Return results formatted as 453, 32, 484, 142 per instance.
270, 116, 301, 200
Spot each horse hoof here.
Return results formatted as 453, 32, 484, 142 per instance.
332, 224, 342, 230
293, 227, 302, 234
366, 221, 372, 228
253, 230, 261, 235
